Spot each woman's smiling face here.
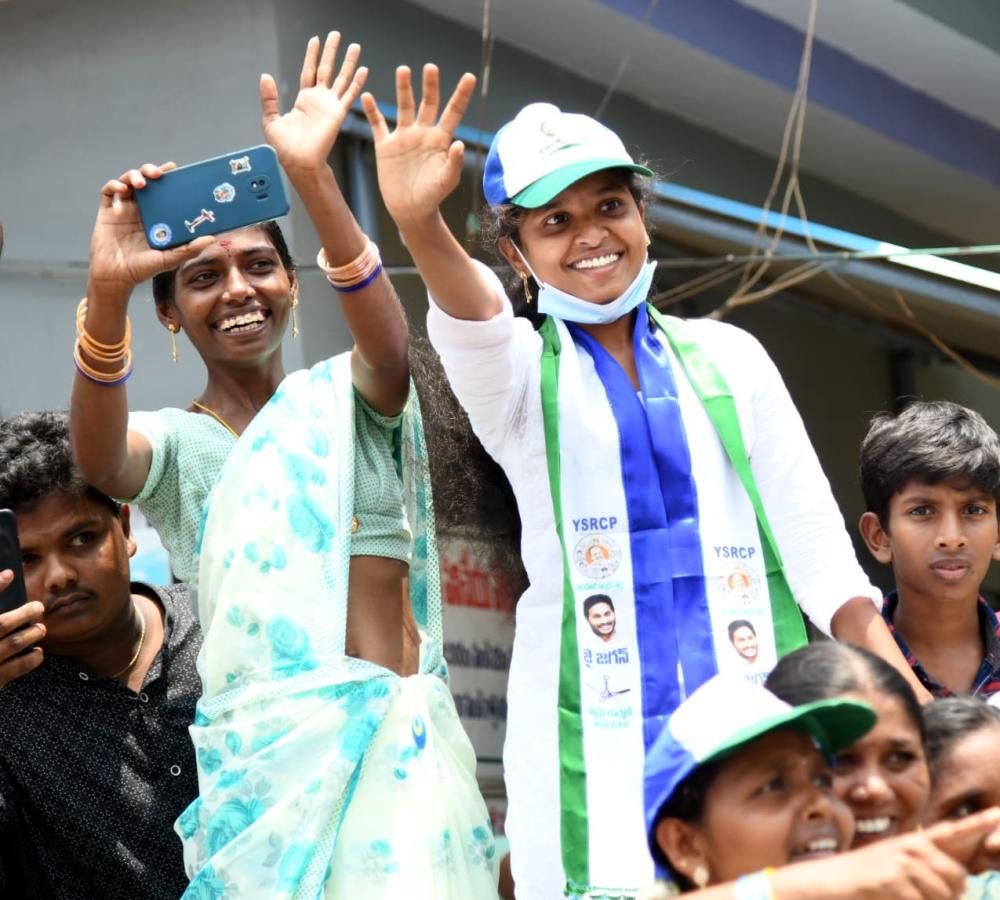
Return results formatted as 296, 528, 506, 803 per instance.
159, 225, 295, 369
831, 688, 930, 847
505, 170, 648, 305
666, 729, 854, 885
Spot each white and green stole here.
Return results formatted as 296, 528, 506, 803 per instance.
539, 307, 808, 896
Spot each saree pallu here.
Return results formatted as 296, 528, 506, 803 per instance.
177, 354, 498, 899
966, 872, 1000, 899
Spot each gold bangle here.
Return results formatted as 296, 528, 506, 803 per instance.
77, 340, 129, 368
317, 242, 378, 276
317, 242, 382, 288
76, 298, 131, 355
76, 334, 129, 365
74, 339, 133, 383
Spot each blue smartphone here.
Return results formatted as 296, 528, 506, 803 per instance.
135, 145, 289, 249
0, 510, 28, 615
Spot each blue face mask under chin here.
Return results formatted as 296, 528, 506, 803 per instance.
514, 245, 656, 326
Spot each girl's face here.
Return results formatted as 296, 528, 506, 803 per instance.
159, 226, 294, 369
660, 729, 854, 885
831, 689, 930, 847
507, 171, 648, 305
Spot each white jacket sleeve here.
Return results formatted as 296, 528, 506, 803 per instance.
732, 325, 881, 634
426, 260, 542, 455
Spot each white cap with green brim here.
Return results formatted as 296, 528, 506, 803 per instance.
482, 102, 654, 208
644, 674, 876, 842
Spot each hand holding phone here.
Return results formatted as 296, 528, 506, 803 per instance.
0, 511, 44, 688
0, 591, 44, 689
0, 510, 27, 614
88, 162, 217, 300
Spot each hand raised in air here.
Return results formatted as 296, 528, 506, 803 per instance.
361, 64, 476, 227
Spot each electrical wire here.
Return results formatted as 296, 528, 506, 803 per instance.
655, 243, 1000, 269
466, 0, 496, 242
594, 0, 662, 120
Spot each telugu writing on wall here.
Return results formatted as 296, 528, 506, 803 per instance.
438, 533, 518, 765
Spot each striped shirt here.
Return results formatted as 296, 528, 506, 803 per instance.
882, 592, 1000, 699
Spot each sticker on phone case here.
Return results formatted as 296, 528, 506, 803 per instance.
149, 223, 172, 247
185, 209, 216, 234
213, 182, 236, 203
229, 156, 252, 175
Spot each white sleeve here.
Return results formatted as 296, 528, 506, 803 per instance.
737, 328, 881, 635
426, 259, 541, 454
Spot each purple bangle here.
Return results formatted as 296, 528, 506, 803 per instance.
333, 262, 383, 294
74, 359, 134, 387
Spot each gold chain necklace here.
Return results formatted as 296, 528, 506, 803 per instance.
111, 603, 147, 679
191, 399, 239, 438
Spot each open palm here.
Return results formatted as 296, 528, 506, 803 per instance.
362, 65, 476, 224
261, 32, 367, 174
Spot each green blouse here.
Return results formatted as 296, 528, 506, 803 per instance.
126, 391, 411, 586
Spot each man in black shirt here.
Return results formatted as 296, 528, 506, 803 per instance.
0, 411, 202, 899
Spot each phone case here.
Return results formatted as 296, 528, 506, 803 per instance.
135, 145, 290, 249
0, 510, 28, 614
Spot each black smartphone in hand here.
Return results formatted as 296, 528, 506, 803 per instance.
0, 510, 28, 614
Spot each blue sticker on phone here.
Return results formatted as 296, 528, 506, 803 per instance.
149, 223, 172, 247
213, 182, 236, 203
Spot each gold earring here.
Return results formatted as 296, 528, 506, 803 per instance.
645, 232, 652, 247
692, 864, 709, 889
168, 323, 179, 364
520, 271, 533, 305
290, 293, 300, 339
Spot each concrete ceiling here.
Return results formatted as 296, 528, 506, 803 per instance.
409, 0, 1000, 244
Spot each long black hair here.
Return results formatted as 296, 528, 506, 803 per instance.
408, 335, 523, 556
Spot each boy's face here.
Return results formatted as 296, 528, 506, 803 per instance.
17, 493, 136, 652
860, 477, 1000, 605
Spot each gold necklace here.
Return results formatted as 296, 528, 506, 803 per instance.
111, 603, 147, 679
191, 399, 239, 438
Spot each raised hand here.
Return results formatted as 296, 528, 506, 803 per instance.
362, 64, 476, 226
261, 32, 367, 175
88, 163, 213, 301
